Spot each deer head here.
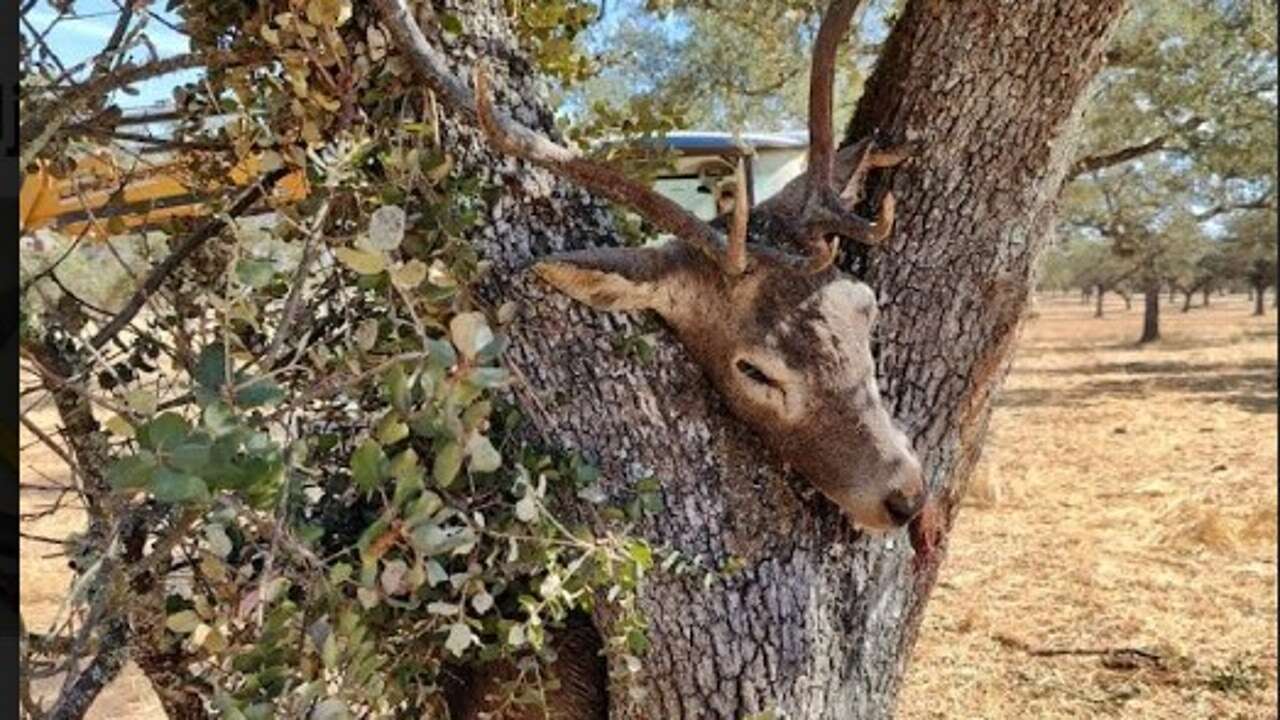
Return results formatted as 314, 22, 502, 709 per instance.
385, 0, 925, 530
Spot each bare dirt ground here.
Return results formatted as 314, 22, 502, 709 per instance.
20, 293, 1278, 718
899, 293, 1278, 720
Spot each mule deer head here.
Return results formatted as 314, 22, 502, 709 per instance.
386, 0, 925, 530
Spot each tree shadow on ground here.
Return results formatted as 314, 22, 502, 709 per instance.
1024, 359, 1277, 378
997, 362, 1278, 414
1017, 327, 1278, 359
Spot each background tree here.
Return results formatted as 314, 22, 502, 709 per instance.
563, 0, 902, 131
1054, 0, 1276, 341
1223, 209, 1279, 315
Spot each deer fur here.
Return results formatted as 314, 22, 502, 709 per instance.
534, 233, 925, 530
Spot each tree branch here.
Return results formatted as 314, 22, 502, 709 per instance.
46, 620, 129, 720
23, 49, 271, 166
89, 167, 290, 350
1067, 134, 1168, 181
1193, 196, 1274, 221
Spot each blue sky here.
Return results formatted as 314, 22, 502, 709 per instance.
25, 0, 195, 108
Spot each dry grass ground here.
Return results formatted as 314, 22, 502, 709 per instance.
20, 293, 1277, 718
899, 293, 1278, 720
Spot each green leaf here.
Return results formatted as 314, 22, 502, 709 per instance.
139, 412, 190, 452
170, 439, 212, 473
235, 258, 276, 288
466, 434, 502, 474
149, 468, 211, 504
433, 441, 463, 488
166, 610, 201, 634
107, 452, 158, 490
195, 343, 228, 392
515, 493, 538, 523
384, 363, 411, 412
377, 413, 409, 445
367, 205, 406, 250
389, 450, 424, 507
474, 335, 509, 364
389, 259, 427, 289
467, 367, 509, 389
235, 378, 286, 408
440, 13, 463, 34
202, 401, 238, 436
335, 247, 387, 275
405, 490, 443, 524
205, 523, 233, 558
425, 338, 457, 370
351, 440, 386, 494
425, 559, 448, 587
310, 697, 352, 720
444, 622, 475, 657
626, 628, 650, 655
329, 563, 353, 585
104, 414, 135, 438
627, 541, 654, 571
449, 312, 494, 360
357, 517, 391, 564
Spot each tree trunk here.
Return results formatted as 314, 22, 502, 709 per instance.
1121, 290, 1132, 310
1081, 285, 1091, 304
1140, 281, 1161, 343
139, 0, 1128, 717
1254, 281, 1267, 315
1203, 286, 1211, 307
1181, 290, 1193, 313
1094, 285, 1105, 318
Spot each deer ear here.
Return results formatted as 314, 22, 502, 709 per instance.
533, 245, 686, 313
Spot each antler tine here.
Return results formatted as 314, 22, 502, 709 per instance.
807, 0, 865, 194
373, 0, 740, 273
725, 157, 749, 275
472, 67, 739, 272
796, 0, 911, 274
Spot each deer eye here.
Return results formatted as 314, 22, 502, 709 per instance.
735, 359, 779, 388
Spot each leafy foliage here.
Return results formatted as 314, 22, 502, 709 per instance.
18, 1, 726, 717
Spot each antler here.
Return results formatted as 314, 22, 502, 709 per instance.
725, 157, 749, 275
799, 0, 906, 273
373, 0, 747, 274
373, 0, 900, 278
472, 67, 746, 274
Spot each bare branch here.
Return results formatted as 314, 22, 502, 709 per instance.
23, 49, 271, 166
46, 620, 129, 720
1193, 196, 1274, 220
373, 0, 741, 271
1067, 134, 1169, 181
89, 167, 290, 350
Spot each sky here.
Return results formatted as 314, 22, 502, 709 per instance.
26, 0, 893, 115
25, 0, 195, 109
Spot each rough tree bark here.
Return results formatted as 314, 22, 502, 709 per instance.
435, 1, 1127, 717
1253, 280, 1267, 315
127, 0, 1129, 717
473, 1, 1125, 717
1095, 284, 1106, 318
1141, 280, 1161, 343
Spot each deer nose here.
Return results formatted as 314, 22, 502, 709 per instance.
884, 489, 924, 526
